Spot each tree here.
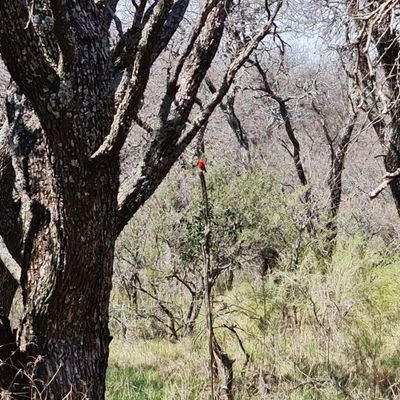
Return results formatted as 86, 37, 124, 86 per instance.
0, 0, 282, 398
345, 0, 400, 212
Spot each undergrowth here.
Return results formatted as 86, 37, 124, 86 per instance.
107, 238, 400, 399
108, 165, 400, 399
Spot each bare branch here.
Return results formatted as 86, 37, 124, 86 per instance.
107, 5, 124, 38
370, 168, 400, 199
311, 99, 335, 164
159, 0, 223, 123
205, 78, 250, 156
91, 0, 175, 163
223, 324, 251, 368
112, 0, 188, 74
111, 1, 155, 72
248, 55, 309, 188
177, 0, 284, 149
0, 235, 21, 284
94, 0, 189, 164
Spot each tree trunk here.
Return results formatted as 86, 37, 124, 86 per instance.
325, 111, 358, 257
0, 83, 118, 399
385, 118, 400, 216
21, 229, 115, 399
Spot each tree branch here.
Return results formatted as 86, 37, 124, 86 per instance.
370, 168, 400, 199
114, 0, 283, 235
176, 1, 283, 150
0, 1, 59, 116
0, 117, 22, 287
250, 56, 309, 188
205, 78, 250, 154
107, 5, 124, 39
91, 0, 175, 163
158, 0, 223, 123
111, 0, 152, 72
0, 234, 21, 284
311, 99, 335, 164
112, 0, 188, 76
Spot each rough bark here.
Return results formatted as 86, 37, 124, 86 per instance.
368, 8, 400, 214
0, 3, 121, 398
4, 81, 117, 399
0, 120, 20, 314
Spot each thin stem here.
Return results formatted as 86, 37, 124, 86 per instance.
199, 167, 215, 400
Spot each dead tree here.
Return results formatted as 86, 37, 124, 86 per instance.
312, 95, 358, 256
249, 56, 315, 235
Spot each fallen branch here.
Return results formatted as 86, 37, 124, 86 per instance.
370, 168, 400, 199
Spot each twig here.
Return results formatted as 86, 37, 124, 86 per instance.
223, 324, 250, 368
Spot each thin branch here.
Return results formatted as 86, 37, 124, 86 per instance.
107, 5, 124, 38
158, 0, 222, 123
205, 77, 250, 158
311, 99, 335, 164
111, 1, 148, 70
249, 56, 309, 188
223, 324, 251, 368
370, 168, 400, 199
177, 0, 283, 149
112, 0, 188, 74
0, 235, 21, 284
199, 166, 216, 400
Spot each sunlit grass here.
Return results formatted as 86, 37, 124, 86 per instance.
106, 339, 208, 400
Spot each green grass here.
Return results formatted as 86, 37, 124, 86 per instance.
106, 365, 164, 400
106, 339, 208, 400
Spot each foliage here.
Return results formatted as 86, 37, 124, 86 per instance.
113, 162, 302, 339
